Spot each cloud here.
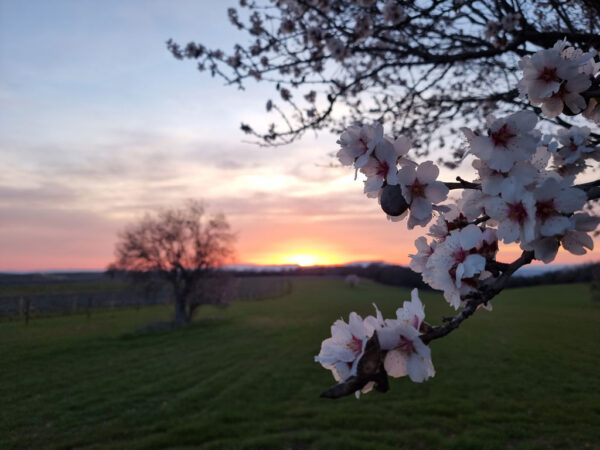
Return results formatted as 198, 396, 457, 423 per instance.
0, 183, 78, 206
0, 205, 122, 271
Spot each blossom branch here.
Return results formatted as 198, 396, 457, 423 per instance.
315, 26, 600, 400
421, 250, 535, 345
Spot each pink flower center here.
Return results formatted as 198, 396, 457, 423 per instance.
446, 213, 468, 232
538, 66, 558, 83
376, 161, 390, 178
409, 179, 427, 198
452, 247, 467, 263
411, 315, 420, 330
347, 335, 363, 355
491, 124, 516, 148
536, 199, 557, 222
507, 201, 529, 224
359, 138, 369, 154
399, 336, 416, 355
567, 139, 578, 152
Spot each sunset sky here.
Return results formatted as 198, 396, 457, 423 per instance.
0, 0, 598, 271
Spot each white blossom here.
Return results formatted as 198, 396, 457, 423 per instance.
518, 41, 595, 117
556, 126, 594, 164
533, 177, 586, 237
388, 134, 413, 163
378, 290, 434, 382
425, 225, 488, 309
337, 122, 383, 169
468, 111, 538, 172
380, 324, 434, 382
361, 139, 401, 193
541, 73, 590, 117
561, 213, 600, 256
518, 43, 579, 101
396, 288, 426, 331
459, 189, 488, 222
398, 161, 449, 229
315, 312, 372, 383
409, 237, 436, 273
474, 159, 538, 196
427, 202, 479, 240
485, 180, 536, 244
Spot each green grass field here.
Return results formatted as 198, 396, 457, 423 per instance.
2, 279, 599, 449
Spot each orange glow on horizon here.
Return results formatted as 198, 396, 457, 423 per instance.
250, 249, 343, 267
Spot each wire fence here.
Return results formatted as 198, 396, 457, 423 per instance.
0, 276, 293, 323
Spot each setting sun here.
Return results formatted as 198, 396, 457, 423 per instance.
286, 254, 319, 266
279, 251, 338, 266
249, 246, 344, 267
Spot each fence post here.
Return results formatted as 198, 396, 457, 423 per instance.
24, 297, 31, 325
86, 296, 92, 321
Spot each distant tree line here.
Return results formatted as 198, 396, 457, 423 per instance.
228, 261, 600, 292
507, 262, 600, 288
229, 263, 429, 289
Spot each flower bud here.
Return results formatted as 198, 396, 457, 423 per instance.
380, 184, 409, 216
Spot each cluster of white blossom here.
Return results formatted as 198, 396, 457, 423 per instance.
337, 123, 449, 227
319, 40, 599, 397
335, 42, 599, 309
407, 104, 599, 305
413, 224, 498, 309
518, 39, 599, 120
315, 289, 434, 397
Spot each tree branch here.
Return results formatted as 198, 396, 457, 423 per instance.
421, 250, 535, 345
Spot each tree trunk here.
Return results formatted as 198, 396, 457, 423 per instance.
171, 274, 192, 325
174, 296, 190, 324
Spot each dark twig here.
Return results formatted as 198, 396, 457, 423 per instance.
575, 179, 600, 201
445, 177, 481, 190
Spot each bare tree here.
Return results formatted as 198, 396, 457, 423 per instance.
109, 201, 236, 324
168, 0, 600, 163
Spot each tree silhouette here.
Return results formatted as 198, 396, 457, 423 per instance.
109, 201, 236, 324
